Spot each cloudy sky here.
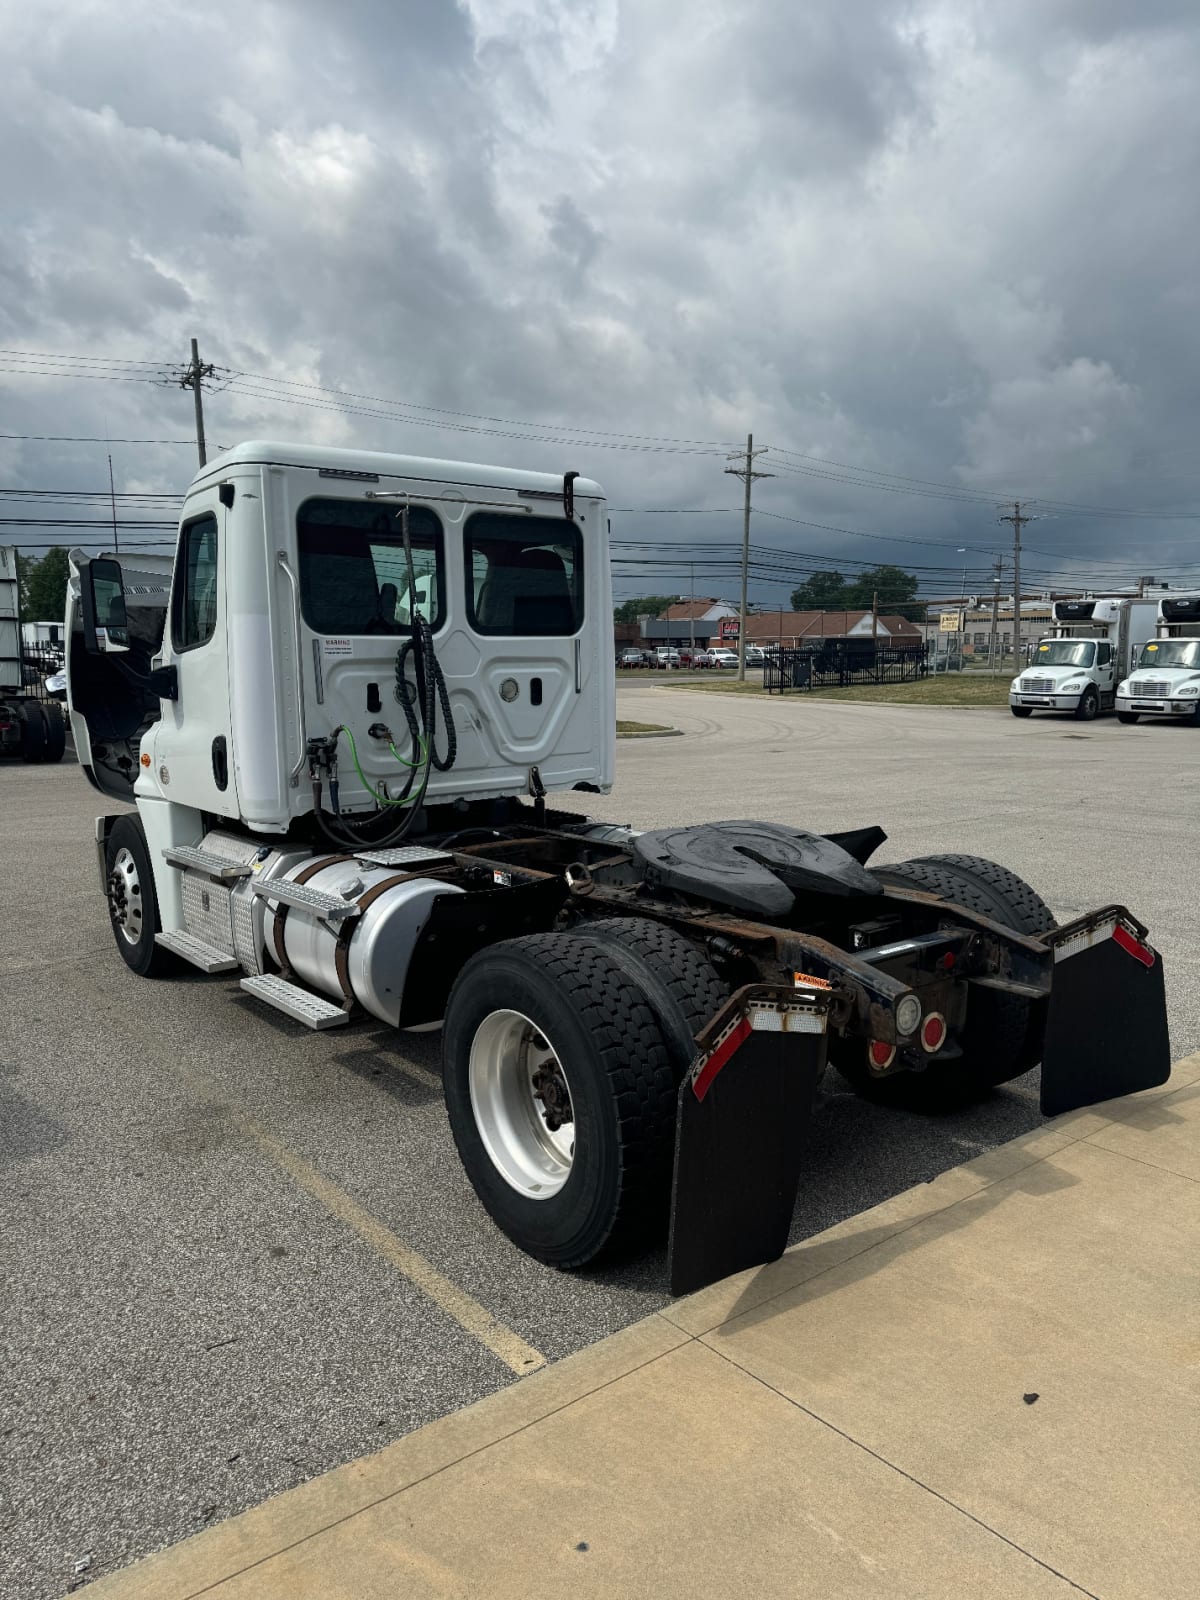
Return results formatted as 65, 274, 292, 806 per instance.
3, 0, 1199, 604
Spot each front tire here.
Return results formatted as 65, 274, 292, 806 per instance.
105, 815, 177, 976
1010, 706, 1033, 719
1074, 687, 1099, 721
835, 854, 1056, 1110
442, 934, 677, 1268
1117, 711, 1139, 725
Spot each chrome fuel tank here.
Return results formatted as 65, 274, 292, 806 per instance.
262, 856, 464, 1025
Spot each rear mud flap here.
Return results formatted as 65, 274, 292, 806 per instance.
668, 988, 828, 1298
1041, 912, 1171, 1117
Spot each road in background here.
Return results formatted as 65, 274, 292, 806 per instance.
2, 692, 1193, 1597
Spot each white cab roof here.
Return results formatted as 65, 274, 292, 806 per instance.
190, 440, 604, 501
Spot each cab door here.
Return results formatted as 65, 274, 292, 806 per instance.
1095, 641, 1115, 706
150, 495, 236, 815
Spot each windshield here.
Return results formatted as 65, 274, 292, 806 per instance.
1138, 640, 1200, 670
1031, 640, 1095, 668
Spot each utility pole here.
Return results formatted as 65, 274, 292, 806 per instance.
108, 453, 119, 554
179, 337, 215, 466
724, 433, 773, 680
988, 558, 1003, 674
998, 501, 1036, 667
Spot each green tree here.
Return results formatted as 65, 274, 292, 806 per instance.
789, 571, 847, 610
24, 547, 71, 624
843, 565, 922, 621
613, 594, 680, 623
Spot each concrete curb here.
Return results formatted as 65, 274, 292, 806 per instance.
616, 725, 683, 738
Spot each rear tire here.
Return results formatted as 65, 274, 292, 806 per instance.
442, 933, 677, 1268
574, 917, 728, 1080
40, 702, 66, 762
1010, 706, 1033, 719
19, 702, 48, 763
835, 854, 1056, 1110
1117, 712, 1139, 725
105, 815, 177, 977
1074, 687, 1099, 721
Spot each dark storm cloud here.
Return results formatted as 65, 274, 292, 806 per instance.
1, 0, 1198, 593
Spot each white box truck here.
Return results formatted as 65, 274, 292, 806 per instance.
1009, 596, 1160, 721
1115, 595, 1200, 724
63, 441, 1172, 1294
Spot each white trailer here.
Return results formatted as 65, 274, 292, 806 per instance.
1009, 596, 1160, 721
1115, 595, 1200, 724
64, 441, 1173, 1294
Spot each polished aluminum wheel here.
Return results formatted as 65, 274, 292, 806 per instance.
108, 845, 144, 947
468, 1009, 575, 1198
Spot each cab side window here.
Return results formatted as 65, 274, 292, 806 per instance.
1097, 643, 1112, 666
171, 514, 219, 651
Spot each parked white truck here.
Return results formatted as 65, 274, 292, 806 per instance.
1009, 596, 1160, 721
1115, 595, 1200, 724
64, 441, 1172, 1294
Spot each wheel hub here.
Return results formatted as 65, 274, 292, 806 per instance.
108, 846, 144, 947
468, 1010, 576, 1198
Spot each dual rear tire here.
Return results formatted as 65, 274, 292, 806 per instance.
833, 853, 1056, 1111
17, 701, 66, 763
441, 921, 726, 1269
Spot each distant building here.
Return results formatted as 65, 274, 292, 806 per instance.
742, 610, 924, 649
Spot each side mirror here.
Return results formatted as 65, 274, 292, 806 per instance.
81, 558, 130, 654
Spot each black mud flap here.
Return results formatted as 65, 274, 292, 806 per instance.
668, 986, 828, 1298
1040, 910, 1171, 1117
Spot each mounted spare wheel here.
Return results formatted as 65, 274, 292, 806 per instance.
441, 932, 678, 1268
833, 853, 1056, 1110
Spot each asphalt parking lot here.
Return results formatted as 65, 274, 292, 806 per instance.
2, 690, 1196, 1598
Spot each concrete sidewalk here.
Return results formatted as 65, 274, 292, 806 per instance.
90, 1055, 1200, 1600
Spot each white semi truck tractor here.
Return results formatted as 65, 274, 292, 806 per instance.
1009, 596, 1160, 721
1115, 595, 1200, 725
65, 442, 1173, 1294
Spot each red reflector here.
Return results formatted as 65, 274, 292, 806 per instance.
692, 1016, 752, 1102
941, 951, 956, 970
868, 1039, 895, 1070
921, 1013, 947, 1053
1112, 925, 1155, 969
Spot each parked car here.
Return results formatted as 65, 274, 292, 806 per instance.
746, 646, 767, 666
707, 647, 739, 668
619, 647, 647, 668
655, 647, 682, 667
679, 648, 711, 667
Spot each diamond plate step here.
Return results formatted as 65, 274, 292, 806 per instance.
251, 878, 361, 921
163, 846, 252, 881
239, 974, 350, 1029
155, 930, 239, 973
354, 845, 454, 868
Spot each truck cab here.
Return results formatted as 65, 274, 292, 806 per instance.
1009, 597, 1158, 721
1115, 596, 1200, 724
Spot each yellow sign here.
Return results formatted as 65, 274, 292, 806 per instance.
939, 611, 962, 633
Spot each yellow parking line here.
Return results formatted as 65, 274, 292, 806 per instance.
246, 1122, 546, 1376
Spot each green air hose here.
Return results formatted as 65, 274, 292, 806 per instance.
336, 724, 426, 808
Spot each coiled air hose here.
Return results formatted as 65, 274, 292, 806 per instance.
312, 503, 456, 850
